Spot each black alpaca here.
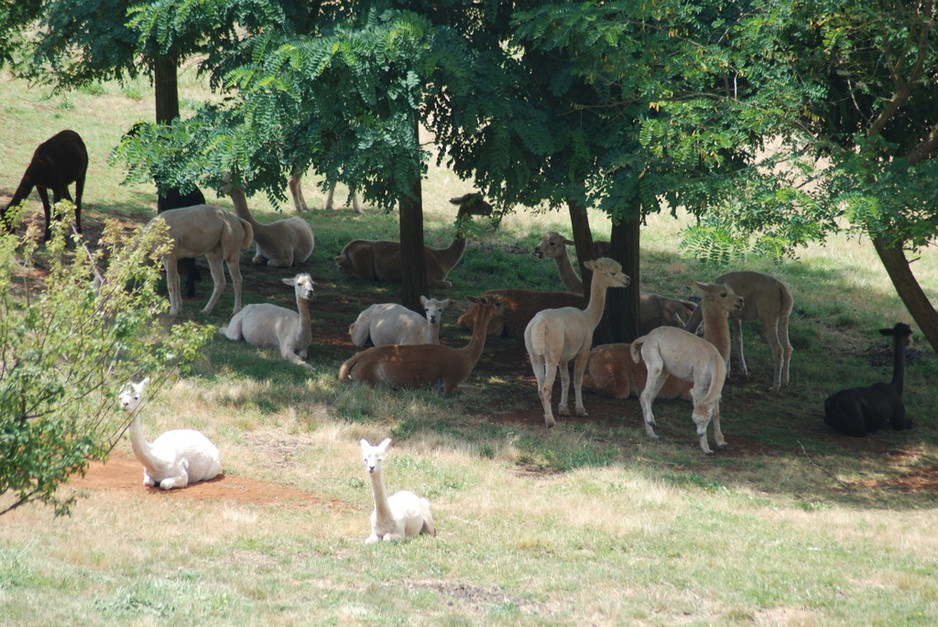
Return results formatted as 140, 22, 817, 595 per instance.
157, 186, 206, 298
2, 130, 88, 240
824, 323, 914, 436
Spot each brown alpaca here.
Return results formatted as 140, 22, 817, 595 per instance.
583, 281, 743, 401
334, 193, 493, 287
338, 296, 504, 393
2, 130, 88, 240
458, 288, 585, 339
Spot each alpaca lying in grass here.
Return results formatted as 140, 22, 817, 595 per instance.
524, 258, 629, 427
119, 378, 222, 490
824, 323, 913, 436
220, 273, 315, 367
349, 296, 451, 347
631, 326, 728, 455
2, 129, 88, 240
145, 205, 253, 316
457, 288, 585, 339
533, 231, 695, 331
360, 438, 435, 543
228, 186, 315, 266
583, 281, 743, 401
334, 193, 492, 287
339, 295, 504, 393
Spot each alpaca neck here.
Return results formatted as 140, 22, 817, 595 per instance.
129, 416, 158, 468
554, 251, 585, 295
369, 468, 394, 523
892, 336, 906, 397
434, 236, 468, 270
583, 274, 612, 330
228, 187, 259, 226
296, 296, 313, 344
427, 321, 441, 344
702, 301, 731, 361
458, 308, 496, 370
7, 173, 35, 208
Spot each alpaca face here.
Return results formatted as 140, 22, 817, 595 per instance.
420, 297, 450, 325
360, 438, 392, 474
533, 231, 573, 260
119, 378, 149, 413
284, 273, 315, 300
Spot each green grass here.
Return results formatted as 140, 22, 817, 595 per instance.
3, 69, 938, 624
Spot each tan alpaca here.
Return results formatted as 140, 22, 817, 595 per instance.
583, 281, 743, 400
524, 258, 630, 427
228, 186, 314, 267
144, 205, 253, 316
630, 283, 738, 455
334, 193, 492, 288
339, 295, 504, 393
684, 270, 793, 390
349, 296, 451, 347
220, 273, 315, 367
360, 438, 435, 543
534, 230, 695, 332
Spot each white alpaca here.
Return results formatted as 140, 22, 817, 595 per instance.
220, 273, 315, 367
360, 438, 435, 543
349, 296, 451, 347
630, 326, 728, 455
228, 184, 315, 267
524, 258, 630, 427
119, 378, 222, 489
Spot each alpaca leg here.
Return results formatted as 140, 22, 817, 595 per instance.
74, 172, 85, 233
227, 253, 244, 314
288, 171, 308, 213
731, 318, 747, 377
201, 252, 227, 315
638, 366, 668, 439
557, 361, 572, 416
763, 315, 785, 391
710, 401, 728, 448
158, 472, 190, 490
691, 404, 715, 455
534, 358, 558, 428
37, 187, 53, 240
164, 256, 183, 316
778, 314, 792, 387
572, 350, 590, 417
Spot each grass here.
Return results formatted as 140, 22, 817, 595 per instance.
3, 68, 938, 624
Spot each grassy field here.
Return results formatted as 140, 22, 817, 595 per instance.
2, 69, 938, 625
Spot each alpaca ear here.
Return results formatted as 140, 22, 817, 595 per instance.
440, 299, 451, 308
283, 277, 297, 286
359, 439, 371, 450
378, 438, 392, 452
420, 295, 429, 306
562, 236, 575, 246
584, 259, 596, 271
135, 378, 150, 392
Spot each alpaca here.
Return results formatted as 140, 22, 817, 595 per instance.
119, 378, 222, 489
334, 193, 493, 287
144, 204, 253, 316
228, 186, 315, 266
220, 273, 315, 367
360, 438, 435, 543
631, 326, 728, 455
534, 230, 696, 333
684, 270, 793, 390
583, 281, 743, 401
339, 295, 504, 393
524, 258, 630, 427
157, 185, 206, 298
349, 296, 451, 347
458, 289, 585, 339
2, 130, 88, 240
288, 169, 362, 214
824, 323, 914, 436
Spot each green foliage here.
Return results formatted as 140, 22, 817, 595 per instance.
0, 207, 211, 516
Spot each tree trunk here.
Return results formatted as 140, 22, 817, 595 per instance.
873, 236, 938, 352
399, 117, 428, 312
567, 199, 616, 344
153, 55, 180, 126
609, 217, 641, 342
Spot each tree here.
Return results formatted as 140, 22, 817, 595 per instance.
0, 208, 210, 516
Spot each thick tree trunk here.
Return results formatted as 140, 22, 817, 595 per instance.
609, 218, 641, 342
566, 199, 617, 344
873, 236, 938, 352
399, 118, 428, 311
153, 56, 180, 126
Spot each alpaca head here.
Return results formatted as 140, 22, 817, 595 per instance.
283, 273, 315, 301
419, 296, 451, 325
584, 257, 630, 289
119, 377, 150, 413
360, 438, 392, 474
694, 281, 744, 315
534, 231, 575, 260
881, 322, 913, 347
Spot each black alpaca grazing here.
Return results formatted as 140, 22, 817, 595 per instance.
2, 130, 88, 240
824, 323, 914, 437
157, 186, 206, 298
